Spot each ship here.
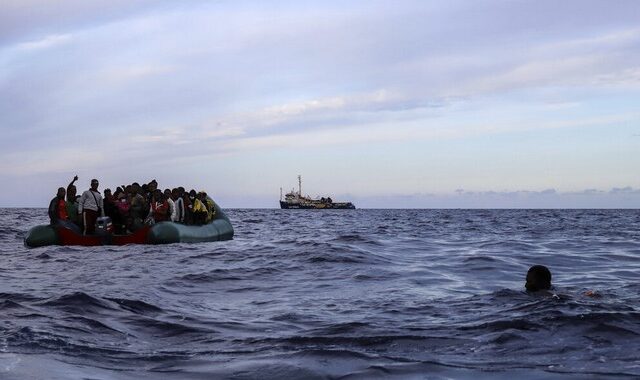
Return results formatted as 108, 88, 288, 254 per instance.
279, 176, 356, 209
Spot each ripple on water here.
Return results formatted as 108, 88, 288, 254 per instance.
1, 208, 639, 378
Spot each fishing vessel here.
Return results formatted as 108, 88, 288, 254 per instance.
279, 176, 355, 209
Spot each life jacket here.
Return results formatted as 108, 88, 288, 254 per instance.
192, 198, 207, 213
117, 199, 130, 214
152, 200, 169, 221
205, 198, 215, 222
57, 198, 68, 220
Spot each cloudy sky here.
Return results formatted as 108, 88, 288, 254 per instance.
1, 0, 639, 208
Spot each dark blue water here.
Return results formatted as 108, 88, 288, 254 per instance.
1, 209, 639, 379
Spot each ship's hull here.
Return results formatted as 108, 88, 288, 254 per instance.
280, 201, 355, 209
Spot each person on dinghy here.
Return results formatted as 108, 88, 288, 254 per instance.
78, 179, 105, 235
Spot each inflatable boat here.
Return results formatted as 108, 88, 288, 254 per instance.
24, 203, 234, 248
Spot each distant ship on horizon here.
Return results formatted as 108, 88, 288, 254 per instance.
279, 176, 356, 209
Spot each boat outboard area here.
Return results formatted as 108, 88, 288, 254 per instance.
25, 177, 234, 247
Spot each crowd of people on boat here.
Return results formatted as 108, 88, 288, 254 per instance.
49, 176, 217, 235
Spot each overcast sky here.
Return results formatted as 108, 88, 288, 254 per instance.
1, 0, 639, 208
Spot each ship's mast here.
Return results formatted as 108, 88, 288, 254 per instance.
280, 187, 283, 201
298, 175, 302, 196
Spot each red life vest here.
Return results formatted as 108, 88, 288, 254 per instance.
58, 199, 68, 220
117, 199, 130, 214
152, 200, 169, 221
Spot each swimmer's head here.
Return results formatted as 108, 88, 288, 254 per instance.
525, 265, 552, 292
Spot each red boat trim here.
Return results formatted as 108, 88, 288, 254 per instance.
57, 225, 152, 246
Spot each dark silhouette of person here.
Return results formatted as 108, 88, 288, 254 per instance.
525, 265, 552, 292
48, 187, 67, 225
525, 265, 600, 298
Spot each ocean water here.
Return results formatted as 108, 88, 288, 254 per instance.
1, 208, 639, 379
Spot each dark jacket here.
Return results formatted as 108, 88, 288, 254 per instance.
48, 197, 60, 224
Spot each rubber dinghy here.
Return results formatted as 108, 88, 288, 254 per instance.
24, 203, 234, 248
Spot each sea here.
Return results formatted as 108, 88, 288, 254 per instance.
1, 208, 639, 379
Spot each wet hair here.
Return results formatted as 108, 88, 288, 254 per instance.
525, 265, 552, 292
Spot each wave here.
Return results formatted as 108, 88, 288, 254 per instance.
123, 316, 216, 337
244, 333, 470, 350
176, 267, 284, 283
39, 292, 119, 314
2, 208, 640, 378
106, 297, 163, 314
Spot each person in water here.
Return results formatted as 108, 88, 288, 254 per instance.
78, 179, 105, 235
525, 265, 552, 292
525, 265, 600, 298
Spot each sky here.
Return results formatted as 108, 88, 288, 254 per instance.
1, 0, 639, 208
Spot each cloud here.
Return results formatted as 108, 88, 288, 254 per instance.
354, 187, 640, 209
15, 33, 73, 51
445, 28, 640, 97
118, 89, 439, 150
99, 64, 177, 83
0, 147, 107, 176
610, 186, 639, 194
221, 89, 424, 130
210, 112, 638, 154
0, 0, 182, 45
130, 124, 244, 145
1, 1, 639, 207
